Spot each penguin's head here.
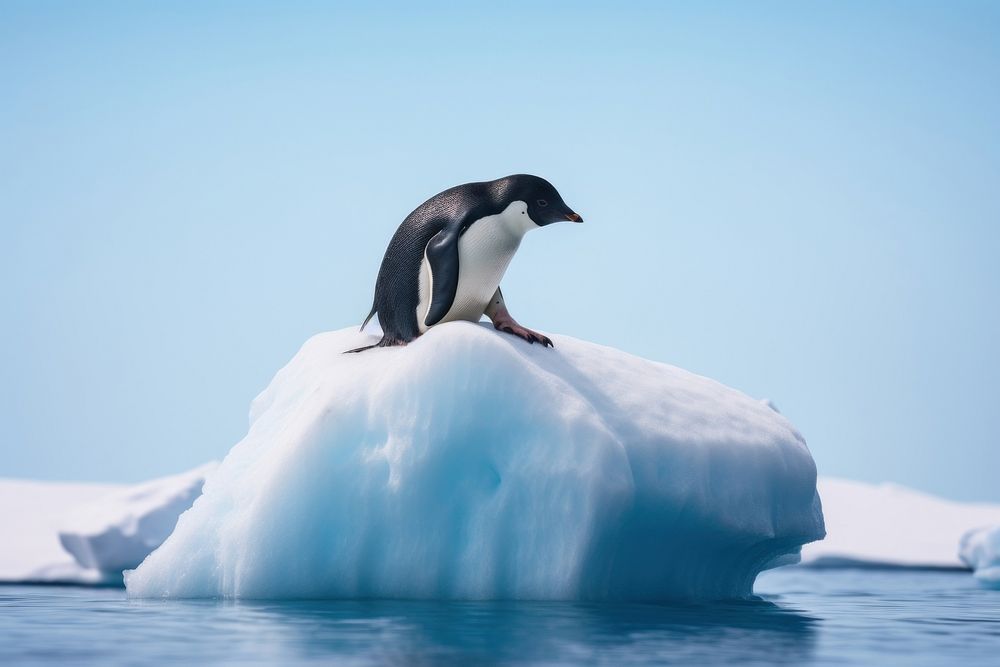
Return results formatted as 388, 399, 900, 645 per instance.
500, 174, 584, 227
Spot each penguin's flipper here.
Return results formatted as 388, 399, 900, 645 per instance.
424, 227, 461, 327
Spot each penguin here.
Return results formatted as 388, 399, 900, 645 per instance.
349, 174, 583, 352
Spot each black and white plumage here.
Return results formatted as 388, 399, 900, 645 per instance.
351, 174, 582, 352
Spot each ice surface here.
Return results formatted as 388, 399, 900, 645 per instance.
801, 478, 1000, 569
126, 323, 824, 600
58, 463, 217, 572
959, 526, 1000, 586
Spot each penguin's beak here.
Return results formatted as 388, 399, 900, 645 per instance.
565, 212, 583, 223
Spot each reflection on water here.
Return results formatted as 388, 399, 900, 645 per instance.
236, 598, 817, 666
2, 570, 998, 666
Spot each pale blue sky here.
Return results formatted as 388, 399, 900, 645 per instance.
2, 2, 998, 500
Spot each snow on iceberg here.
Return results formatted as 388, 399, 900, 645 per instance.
801, 478, 1000, 569
126, 323, 824, 601
58, 463, 217, 573
960, 526, 1000, 587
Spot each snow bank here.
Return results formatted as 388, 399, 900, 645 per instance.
58, 463, 216, 572
801, 478, 1000, 569
960, 526, 1000, 586
0, 465, 215, 585
127, 323, 823, 601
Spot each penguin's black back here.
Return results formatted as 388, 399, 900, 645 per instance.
358, 175, 563, 350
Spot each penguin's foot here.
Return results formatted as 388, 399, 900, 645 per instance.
492, 318, 553, 348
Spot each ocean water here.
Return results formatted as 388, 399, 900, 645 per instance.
2, 569, 998, 666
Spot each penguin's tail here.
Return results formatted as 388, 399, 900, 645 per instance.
360, 303, 377, 331
344, 334, 407, 354
348, 305, 415, 353
344, 303, 381, 353
344, 343, 378, 354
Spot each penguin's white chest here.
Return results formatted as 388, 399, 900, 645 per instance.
416, 202, 535, 332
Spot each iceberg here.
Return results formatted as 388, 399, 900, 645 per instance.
126, 323, 824, 601
960, 526, 1000, 587
801, 478, 1000, 570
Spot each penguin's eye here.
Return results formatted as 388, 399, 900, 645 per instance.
537, 199, 548, 207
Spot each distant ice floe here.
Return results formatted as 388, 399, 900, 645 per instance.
58, 463, 216, 573
0, 479, 125, 585
801, 478, 1000, 570
125, 323, 824, 601
960, 526, 1000, 587
0, 465, 216, 586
